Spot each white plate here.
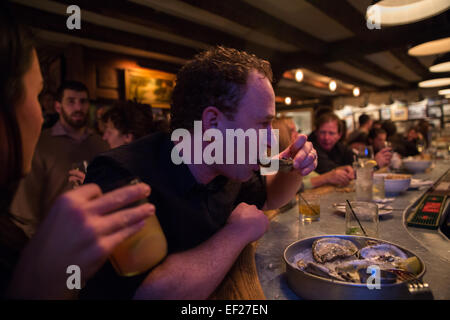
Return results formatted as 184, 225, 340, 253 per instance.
332, 202, 393, 216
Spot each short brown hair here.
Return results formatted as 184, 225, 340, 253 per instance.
102, 101, 154, 140
170, 46, 273, 131
315, 112, 342, 133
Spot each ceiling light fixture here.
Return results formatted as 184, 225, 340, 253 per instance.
409, 37, 450, 56
418, 77, 450, 88
367, 0, 450, 27
295, 69, 304, 82
285, 97, 292, 105
430, 53, 450, 73
353, 87, 360, 97
329, 80, 337, 92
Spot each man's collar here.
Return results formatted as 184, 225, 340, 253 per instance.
51, 121, 92, 141
160, 134, 229, 195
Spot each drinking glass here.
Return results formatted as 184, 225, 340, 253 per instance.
373, 175, 385, 201
109, 177, 168, 276
416, 140, 426, 153
355, 166, 373, 201
298, 193, 320, 222
345, 201, 379, 238
70, 160, 88, 188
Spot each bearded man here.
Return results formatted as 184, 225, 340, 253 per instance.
10, 81, 108, 237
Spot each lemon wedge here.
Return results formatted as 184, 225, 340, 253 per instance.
364, 160, 378, 168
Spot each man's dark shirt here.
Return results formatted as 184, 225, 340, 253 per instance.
309, 131, 355, 174
80, 132, 267, 299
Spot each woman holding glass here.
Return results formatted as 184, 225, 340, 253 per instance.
0, 4, 155, 299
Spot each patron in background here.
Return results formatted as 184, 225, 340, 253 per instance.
309, 112, 355, 177
40, 91, 58, 129
403, 126, 423, 157
68, 101, 155, 186
10, 81, 108, 236
102, 101, 154, 149
368, 128, 393, 168
347, 114, 373, 146
81, 46, 317, 299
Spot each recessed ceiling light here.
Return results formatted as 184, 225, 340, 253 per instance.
285, 97, 292, 105
438, 88, 450, 95
295, 70, 304, 82
418, 78, 450, 88
353, 87, 360, 97
409, 37, 450, 56
367, 0, 450, 27
329, 80, 337, 92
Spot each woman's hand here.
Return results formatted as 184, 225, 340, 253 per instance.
9, 182, 154, 299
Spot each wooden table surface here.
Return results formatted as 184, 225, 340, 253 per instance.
209, 184, 344, 300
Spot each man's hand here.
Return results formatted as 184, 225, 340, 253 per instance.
68, 169, 86, 188
375, 148, 393, 168
227, 203, 269, 243
326, 165, 354, 186
279, 134, 317, 176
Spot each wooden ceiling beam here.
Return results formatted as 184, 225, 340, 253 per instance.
180, 0, 327, 54
390, 48, 431, 80
343, 57, 411, 88
10, 2, 198, 62
304, 0, 367, 36
51, 0, 281, 62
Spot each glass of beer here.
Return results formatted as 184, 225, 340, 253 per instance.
108, 178, 168, 277
298, 193, 320, 222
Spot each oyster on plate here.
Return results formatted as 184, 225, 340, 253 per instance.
359, 243, 408, 264
312, 237, 358, 264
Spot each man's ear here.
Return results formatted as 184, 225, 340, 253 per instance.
55, 101, 62, 114
202, 106, 221, 131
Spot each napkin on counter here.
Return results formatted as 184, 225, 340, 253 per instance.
409, 179, 434, 189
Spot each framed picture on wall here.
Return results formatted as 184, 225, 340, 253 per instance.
391, 105, 408, 121
428, 106, 442, 118
125, 68, 176, 109
381, 107, 391, 120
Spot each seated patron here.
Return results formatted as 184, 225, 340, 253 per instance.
307, 113, 354, 188
80, 46, 318, 299
368, 128, 393, 168
309, 113, 355, 175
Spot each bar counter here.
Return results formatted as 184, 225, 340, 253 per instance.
255, 161, 450, 300
211, 161, 450, 300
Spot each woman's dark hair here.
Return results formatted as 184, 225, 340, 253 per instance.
0, 3, 34, 212
170, 46, 273, 131
368, 127, 387, 141
381, 120, 397, 138
102, 101, 154, 140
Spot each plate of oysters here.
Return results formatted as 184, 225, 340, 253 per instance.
284, 235, 427, 300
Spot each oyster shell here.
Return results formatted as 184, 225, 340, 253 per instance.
312, 237, 358, 263
359, 243, 408, 263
